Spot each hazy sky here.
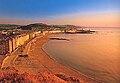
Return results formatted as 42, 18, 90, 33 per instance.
0, 0, 120, 27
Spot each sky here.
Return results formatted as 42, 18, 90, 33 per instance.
0, 0, 120, 27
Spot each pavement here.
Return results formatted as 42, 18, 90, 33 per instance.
1, 37, 35, 69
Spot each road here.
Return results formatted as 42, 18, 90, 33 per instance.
1, 35, 100, 83
1, 39, 32, 69
1, 48, 21, 69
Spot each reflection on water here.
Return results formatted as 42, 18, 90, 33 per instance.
43, 28, 120, 83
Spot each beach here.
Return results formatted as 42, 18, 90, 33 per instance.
13, 34, 100, 83
0, 34, 101, 83
43, 29, 120, 83
1, 28, 119, 82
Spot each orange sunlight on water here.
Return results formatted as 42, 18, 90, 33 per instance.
44, 28, 120, 83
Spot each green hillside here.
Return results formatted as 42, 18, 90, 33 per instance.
0, 24, 19, 27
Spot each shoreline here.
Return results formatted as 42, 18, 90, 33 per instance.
42, 44, 99, 82
42, 34, 103, 83
1, 34, 102, 82
38, 34, 102, 82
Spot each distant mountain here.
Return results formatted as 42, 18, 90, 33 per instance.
27, 23, 50, 28
51, 25, 82, 28
0, 24, 19, 27
0, 24, 20, 30
18, 23, 51, 30
51, 25, 66, 28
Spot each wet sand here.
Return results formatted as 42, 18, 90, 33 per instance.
14, 34, 101, 83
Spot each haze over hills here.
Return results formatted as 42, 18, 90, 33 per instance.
0, 24, 20, 28
0, 0, 119, 82
0, 23, 83, 30
0, 0, 119, 27
0, 23, 119, 30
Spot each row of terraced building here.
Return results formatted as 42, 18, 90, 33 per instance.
0, 30, 41, 55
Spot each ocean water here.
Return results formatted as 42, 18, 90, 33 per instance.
43, 28, 120, 83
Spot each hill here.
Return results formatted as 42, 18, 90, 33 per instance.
18, 23, 51, 30
0, 24, 19, 27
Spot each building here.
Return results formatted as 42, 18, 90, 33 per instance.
0, 30, 44, 55
0, 38, 9, 55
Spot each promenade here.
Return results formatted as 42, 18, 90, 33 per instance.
1, 34, 100, 83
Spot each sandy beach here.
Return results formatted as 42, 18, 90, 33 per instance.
12, 34, 101, 83
0, 34, 102, 83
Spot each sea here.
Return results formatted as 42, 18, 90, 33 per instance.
43, 28, 120, 83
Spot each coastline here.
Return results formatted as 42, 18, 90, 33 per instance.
32, 34, 101, 82
1, 34, 102, 83
42, 34, 103, 83
42, 43, 100, 82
